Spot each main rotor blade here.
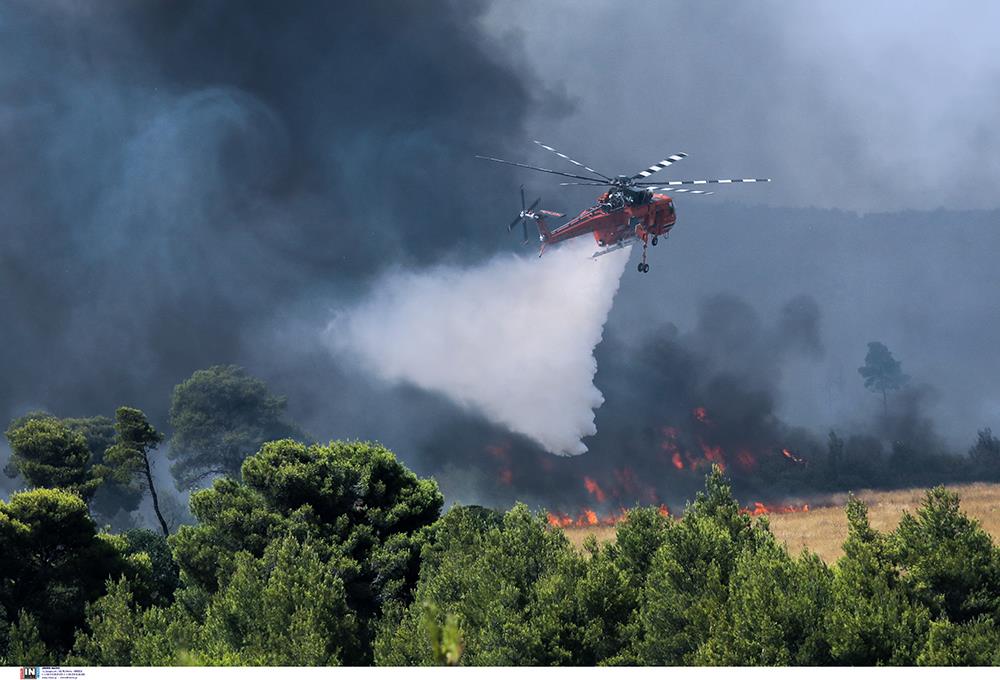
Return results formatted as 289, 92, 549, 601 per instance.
636, 178, 771, 186
508, 214, 524, 231
527, 197, 541, 212
475, 155, 602, 183
521, 217, 528, 243
630, 152, 688, 180
520, 185, 526, 212
652, 187, 714, 195
533, 140, 612, 181
558, 181, 609, 186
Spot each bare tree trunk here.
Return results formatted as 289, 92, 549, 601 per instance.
142, 453, 170, 536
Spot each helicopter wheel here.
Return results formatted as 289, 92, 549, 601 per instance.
642, 263, 650, 273
637, 262, 644, 273
651, 236, 658, 246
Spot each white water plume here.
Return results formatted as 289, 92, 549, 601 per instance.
326, 238, 631, 455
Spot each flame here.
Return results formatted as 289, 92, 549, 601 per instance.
781, 448, 806, 464
486, 442, 514, 486
699, 440, 727, 471
736, 449, 756, 470
741, 501, 810, 516
546, 508, 629, 528
658, 504, 671, 518
692, 406, 711, 424
583, 476, 608, 503
671, 452, 684, 470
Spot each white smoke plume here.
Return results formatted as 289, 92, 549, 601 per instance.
327, 238, 631, 455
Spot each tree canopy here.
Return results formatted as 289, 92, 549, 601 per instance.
858, 341, 909, 414
167, 365, 301, 488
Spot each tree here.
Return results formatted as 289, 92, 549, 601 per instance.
120, 529, 180, 608
169, 438, 443, 664
168, 365, 301, 488
892, 487, 1000, 624
825, 496, 930, 664
69, 415, 144, 526
858, 341, 909, 416
4, 413, 145, 525
698, 542, 833, 665
101, 407, 169, 536
917, 617, 1000, 665
968, 428, 1000, 480
0, 489, 135, 655
374, 503, 584, 666
4, 416, 100, 500
635, 467, 760, 665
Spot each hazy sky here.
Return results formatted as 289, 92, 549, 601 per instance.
482, 1, 1000, 211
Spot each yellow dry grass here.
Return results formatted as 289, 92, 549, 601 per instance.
562, 482, 1000, 564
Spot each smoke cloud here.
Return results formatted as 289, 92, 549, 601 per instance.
329, 239, 630, 455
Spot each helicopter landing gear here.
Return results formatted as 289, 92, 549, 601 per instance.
651, 235, 659, 246
637, 236, 650, 273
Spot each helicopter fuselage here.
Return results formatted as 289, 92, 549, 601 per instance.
539, 191, 677, 250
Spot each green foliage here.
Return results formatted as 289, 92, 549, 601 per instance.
168, 365, 301, 488
121, 529, 180, 607
5, 416, 100, 499
0, 488, 132, 655
170, 438, 442, 664
699, 542, 833, 665
858, 340, 909, 411
825, 496, 930, 664
196, 536, 358, 665
70, 415, 144, 525
69, 578, 199, 666
4, 412, 149, 525
375, 503, 584, 665
102, 407, 169, 535
7, 444, 1000, 667
893, 487, 1000, 623
917, 616, 1000, 665
3, 611, 54, 666
422, 602, 464, 665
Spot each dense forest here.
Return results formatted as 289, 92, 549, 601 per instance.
2, 365, 1000, 666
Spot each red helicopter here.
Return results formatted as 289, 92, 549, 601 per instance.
477, 141, 771, 273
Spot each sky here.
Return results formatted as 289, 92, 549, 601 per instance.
1, 0, 999, 507
482, 1, 1000, 211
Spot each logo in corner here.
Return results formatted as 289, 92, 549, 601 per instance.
19, 669, 40, 680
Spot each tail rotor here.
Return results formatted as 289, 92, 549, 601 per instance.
507, 185, 546, 243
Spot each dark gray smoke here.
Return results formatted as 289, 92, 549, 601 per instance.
0, 0, 551, 430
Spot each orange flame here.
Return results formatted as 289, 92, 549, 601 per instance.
583, 476, 607, 503
693, 406, 711, 424
671, 452, 684, 470
700, 441, 727, 471
547, 508, 628, 528
741, 502, 810, 516
781, 448, 806, 464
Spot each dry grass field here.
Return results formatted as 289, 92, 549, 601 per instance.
562, 482, 1000, 564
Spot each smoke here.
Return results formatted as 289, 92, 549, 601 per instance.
0, 0, 551, 428
328, 239, 631, 455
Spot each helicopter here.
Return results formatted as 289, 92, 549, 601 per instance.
476, 141, 771, 273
